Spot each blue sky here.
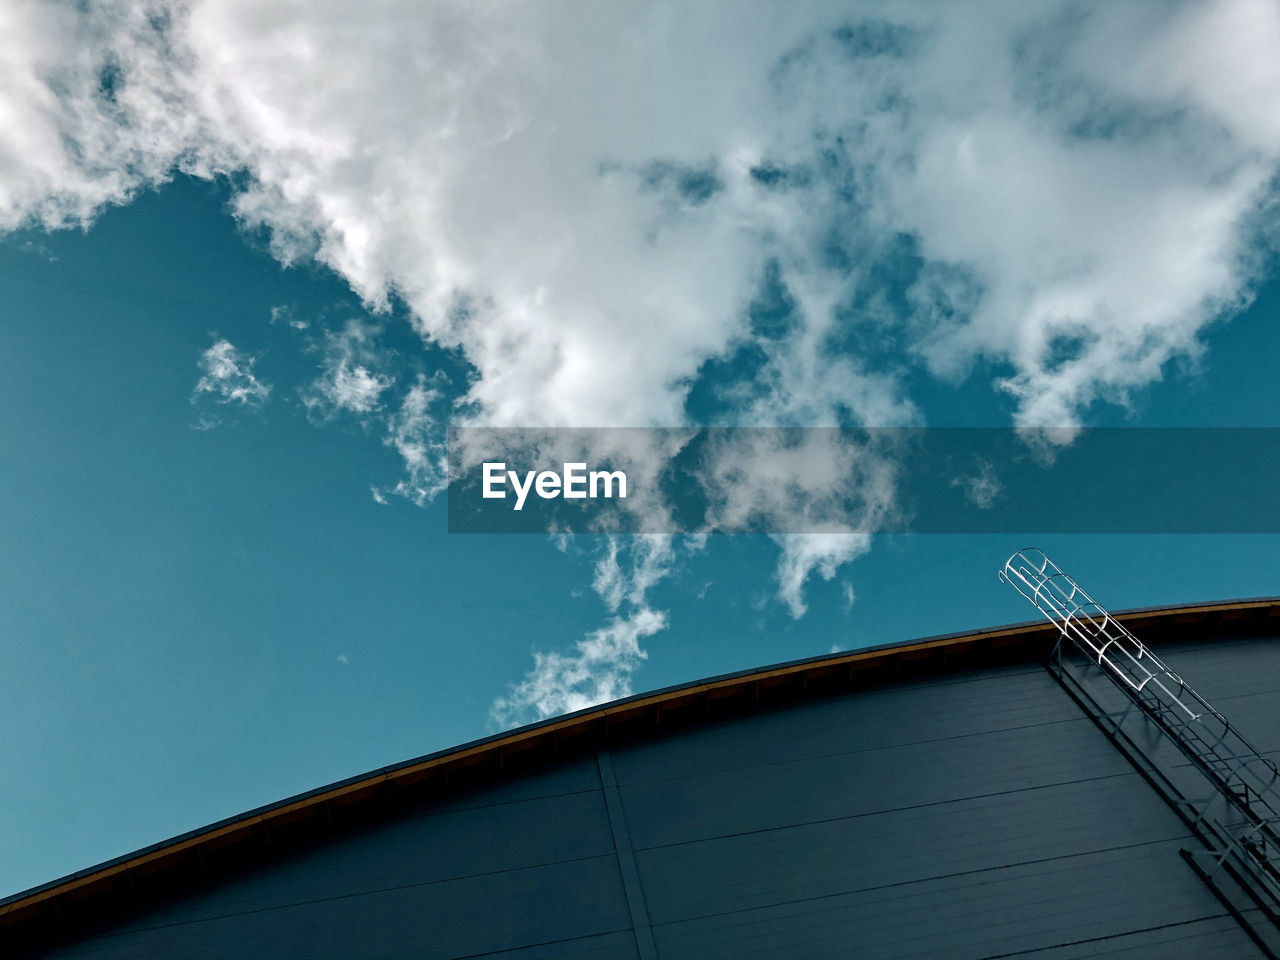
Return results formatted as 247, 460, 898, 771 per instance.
4, 0, 1280, 898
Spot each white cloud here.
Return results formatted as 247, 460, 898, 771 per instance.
774, 532, 872, 619
490, 606, 667, 726
591, 539, 628, 613
692, 429, 896, 612
302, 319, 393, 417
492, 535, 677, 726
9, 0, 1280, 715
269, 304, 309, 330
843, 3, 1278, 432
841, 581, 856, 613
379, 374, 449, 505
594, 535, 674, 612
0, 1, 194, 231
951, 458, 1002, 510
191, 337, 271, 414
325, 365, 389, 413
8, 3, 1279, 436
18, 239, 57, 261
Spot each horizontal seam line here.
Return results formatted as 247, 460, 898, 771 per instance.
633, 769, 1142, 851
615, 713, 1091, 789
976, 914, 1235, 959
72, 852, 620, 942
648, 834, 1190, 929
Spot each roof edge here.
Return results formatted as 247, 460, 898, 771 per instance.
4, 595, 1279, 926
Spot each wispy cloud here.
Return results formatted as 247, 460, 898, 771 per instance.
951, 458, 1002, 510
302, 320, 393, 418
18, 239, 57, 261
9, 1, 1280, 717
774, 533, 872, 620
9, 3, 1279, 438
492, 535, 678, 726
191, 338, 270, 425
490, 606, 668, 726
269, 305, 309, 331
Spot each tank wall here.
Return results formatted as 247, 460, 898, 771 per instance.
30, 638, 1280, 960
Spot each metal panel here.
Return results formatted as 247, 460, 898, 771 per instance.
614, 660, 1268, 958
21, 637, 1280, 959
610, 665, 1073, 788
36, 759, 638, 960
997, 914, 1263, 958
650, 840, 1246, 960
1148, 636, 1280, 702
106, 791, 614, 932
617, 718, 1136, 849
41, 858, 636, 960
635, 773, 1190, 925
1155, 637, 1280, 755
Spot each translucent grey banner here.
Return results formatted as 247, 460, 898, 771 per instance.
446, 427, 1280, 534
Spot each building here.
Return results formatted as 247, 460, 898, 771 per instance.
4, 589, 1280, 958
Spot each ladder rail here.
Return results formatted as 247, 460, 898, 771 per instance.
1001, 548, 1280, 834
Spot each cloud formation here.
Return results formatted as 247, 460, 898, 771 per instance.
301, 320, 394, 417
191, 337, 271, 417
774, 533, 872, 620
491, 535, 676, 726
23, 1, 1270, 434
11, 3, 1280, 431
378, 374, 450, 506
8, 0, 1280, 716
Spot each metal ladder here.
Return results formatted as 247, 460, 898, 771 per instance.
1001, 548, 1280, 951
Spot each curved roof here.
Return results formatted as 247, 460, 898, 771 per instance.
4, 596, 1279, 944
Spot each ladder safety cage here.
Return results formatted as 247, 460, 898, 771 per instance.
1000, 548, 1210, 721
1000, 547, 1280, 912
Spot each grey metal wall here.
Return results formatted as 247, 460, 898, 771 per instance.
32, 636, 1279, 959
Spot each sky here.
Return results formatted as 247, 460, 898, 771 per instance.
4, 0, 1280, 898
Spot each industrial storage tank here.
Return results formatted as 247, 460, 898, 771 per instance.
4, 578, 1280, 958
